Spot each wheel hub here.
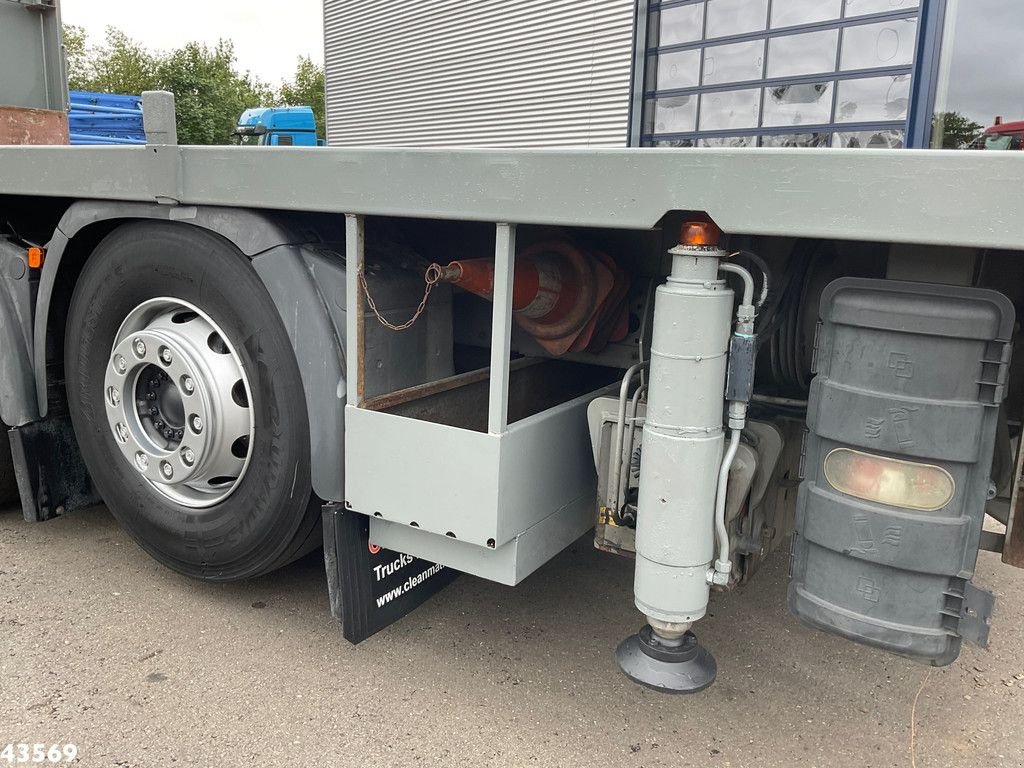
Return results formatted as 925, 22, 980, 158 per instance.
103, 299, 254, 508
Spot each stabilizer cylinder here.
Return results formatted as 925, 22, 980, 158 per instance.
617, 219, 734, 693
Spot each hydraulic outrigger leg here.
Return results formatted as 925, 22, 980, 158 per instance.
616, 220, 745, 694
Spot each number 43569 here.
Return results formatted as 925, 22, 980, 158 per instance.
0, 744, 77, 764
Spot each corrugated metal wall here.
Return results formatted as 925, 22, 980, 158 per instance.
323, 0, 636, 147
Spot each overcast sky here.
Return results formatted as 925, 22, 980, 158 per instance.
60, 0, 324, 86
940, 0, 1024, 128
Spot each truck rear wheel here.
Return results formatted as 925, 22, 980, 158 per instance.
64, 221, 322, 581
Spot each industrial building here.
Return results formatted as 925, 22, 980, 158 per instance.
324, 0, 1021, 149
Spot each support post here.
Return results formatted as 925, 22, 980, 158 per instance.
345, 214, 365, 406
488, 223, 516, 435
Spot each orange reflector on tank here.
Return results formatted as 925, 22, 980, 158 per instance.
679, 219, 723, 247
27, 246, 44, 268
823, 448, 955, 512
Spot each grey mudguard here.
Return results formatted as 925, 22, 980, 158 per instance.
31, 201, 347, 501
790, 277, 1014, 664
0, 239, 38, 426
251, 244, 347, 502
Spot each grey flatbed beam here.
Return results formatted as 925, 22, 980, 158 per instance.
0, 144, 1022, 249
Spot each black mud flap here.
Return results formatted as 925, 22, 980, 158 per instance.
10, 416, 98, 522
322, 502, 459, 643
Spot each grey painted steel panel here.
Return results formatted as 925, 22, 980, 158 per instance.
345, 390, 598, 550
369, 491, 593, 586
345, 406, 503, 545
1, 145, 1023, 249
323, 0, 635, 148
0, 0, 66, 111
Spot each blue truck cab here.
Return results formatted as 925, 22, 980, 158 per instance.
233, 106, 320, 146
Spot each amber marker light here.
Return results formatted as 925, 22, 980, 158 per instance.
679, 219, 723, 247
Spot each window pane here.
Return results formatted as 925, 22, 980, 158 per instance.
762, 82, 834, 126
767, 29, 838, 78
835, 75, 910, 122
844, 0, 919, 17
646, 95, 699, 133
698, 135, 757, 147
705, 0, 769, 39
930, 0, 1024, 149
832, 129, 906, 147
657, 3, 705, 47
760, 132, 831, 147
649, 138, 697, 147
770, 0, 842, 28
657, 49, 702, 91
840, 19, 918, 71
703, 40, 765, 85
699, 89, 761, 130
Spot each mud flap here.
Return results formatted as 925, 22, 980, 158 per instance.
322, 502, 459, 643
10, 417, 98, 522
790, 278, 1013, 664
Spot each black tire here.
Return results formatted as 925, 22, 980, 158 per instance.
64, 221, 321, 581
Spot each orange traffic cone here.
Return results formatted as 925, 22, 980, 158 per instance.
433, 240, 620, 355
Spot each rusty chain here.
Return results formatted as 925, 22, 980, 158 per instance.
359, 263, 444, 332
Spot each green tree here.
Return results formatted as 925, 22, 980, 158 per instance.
278, 56, 326, 139
156, 40, 273, 145
85, 28, 161, 96
62, 24, 90, 91
932, 111, 984, 149
61, 26, 277, 145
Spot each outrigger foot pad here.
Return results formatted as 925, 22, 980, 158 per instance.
615, 625, 717, 694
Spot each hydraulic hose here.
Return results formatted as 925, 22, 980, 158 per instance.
719, 262, 755, 307
713, 428, 742, 579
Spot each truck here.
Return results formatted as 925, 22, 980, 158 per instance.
1, 0, 1022, 694
971, 117, 1024, 151
232, 106, 321, 147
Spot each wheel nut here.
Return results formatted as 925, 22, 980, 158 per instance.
159, 347, 173, 365
115, 423, 128, 443
181, 376, 195, 394
133, 338, 146, 358
181, 447, 196, 466
190, 414, 203, 433
134, 452, 149, 471
160, 461, 173, 479
107, 386, 120, 407
113, 354, 127, 374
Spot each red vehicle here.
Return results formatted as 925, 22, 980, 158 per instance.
972, 117, 1024, 149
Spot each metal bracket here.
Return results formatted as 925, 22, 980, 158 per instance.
960, 582, 995, 648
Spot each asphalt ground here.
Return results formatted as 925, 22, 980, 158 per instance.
2, 503, 1023, 767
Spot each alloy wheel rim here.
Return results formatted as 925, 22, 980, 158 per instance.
103, 298, 254, 508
